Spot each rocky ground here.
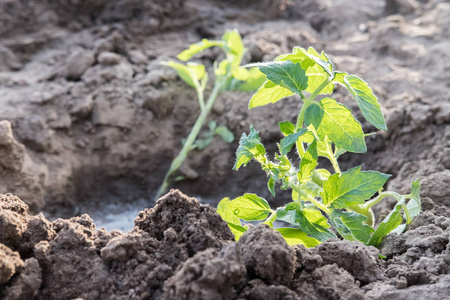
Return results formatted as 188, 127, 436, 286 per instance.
1, 0, 450, 299
2, 190, 450, 299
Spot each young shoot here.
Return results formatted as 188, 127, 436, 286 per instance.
217, 46, 421, 247
156, 29, 265, 200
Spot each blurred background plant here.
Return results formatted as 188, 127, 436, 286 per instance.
156, 29, 265, 200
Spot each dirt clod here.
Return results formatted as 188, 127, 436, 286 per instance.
238, 224, 295, 286
317, 240, 385, 284
0, 244, 23, 284
135, 189, 234, 256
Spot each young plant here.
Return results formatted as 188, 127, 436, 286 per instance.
217, 46, 421, 247
156, 29, 265, 200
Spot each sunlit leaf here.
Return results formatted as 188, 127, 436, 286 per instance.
217, 197, 241, 225
162, 61, 206, 88
279, 129, 308, 156
256, 60, 308, 94
367, 197, 405, 246
343, 75, 387, 131
305, 98, 366, 153
276, 228, 321, 247
277, 203, 336, 242
322, 167, 391, 209
330, 210, 374, 243
177, 39, 224, 61
227, 193, 271, 221
249, 80, 294, 109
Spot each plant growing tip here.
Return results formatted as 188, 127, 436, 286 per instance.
218, 46, 421, 248
155, 29, 266, 200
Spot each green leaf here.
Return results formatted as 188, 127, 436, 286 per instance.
177, 39, 224, 61
234, 126, 266, 170
298, 139, 318, 183
276, 47, 334, 95
305, 98, 367, 153
343, 75, 387, 131
256, 60, 308, 94
276, 203, 336, 242
195, 136, 214, 150
330, 210, 374, 243
234, 67, 266, 92
215, 126, 234, 143
268, 177, 276, 197
162, 61, 206, 88
217, 198, 241, 225
279, 129, 308, 156
215, 60, 230, 77
292, 180, 322, 201
217, 198, 249, 241
228, 223, 248, 241
406, 178, 421, 221
249, 80, 295, 109
315, 135, 333, 158
322, 167, 391, 209
367, 197, 405, 247
227, 193, 271, 221
272, 155, 292, 192
303, 63, 333, 95
303, 47, 333, 75
222, 29, 245, 57
297, 130, 315, 144
209, 121, 217, 131
332, 71, 348, 84
334, 147, 347, 158
276, 228, 321, 247
278, 121, 296, 136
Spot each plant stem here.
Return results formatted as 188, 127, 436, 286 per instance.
403, 204, 412, 224
348, 204, 375, 227
155, 80, 225, 200
363, 191, 405, 210
290, 180, 330, 214
295, 99, 313, 130
297, 77, 331, 128
328, 151, 341, 174
348, 191, 409, 227
265, 210, 277, 226
307, 77, 331, 102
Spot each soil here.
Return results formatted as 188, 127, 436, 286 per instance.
1, 0, 450, 299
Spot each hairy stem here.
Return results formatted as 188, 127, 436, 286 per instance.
323, 142, 341, 174
328, 152, 341, 174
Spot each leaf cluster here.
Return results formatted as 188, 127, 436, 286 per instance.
163, 29, 265, 94
218, 47, 421, 247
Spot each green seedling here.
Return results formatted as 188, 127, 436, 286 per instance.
218, 46, 421, 247
156, 29, 265, 200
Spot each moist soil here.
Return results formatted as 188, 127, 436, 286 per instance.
1, 0, 450, 299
